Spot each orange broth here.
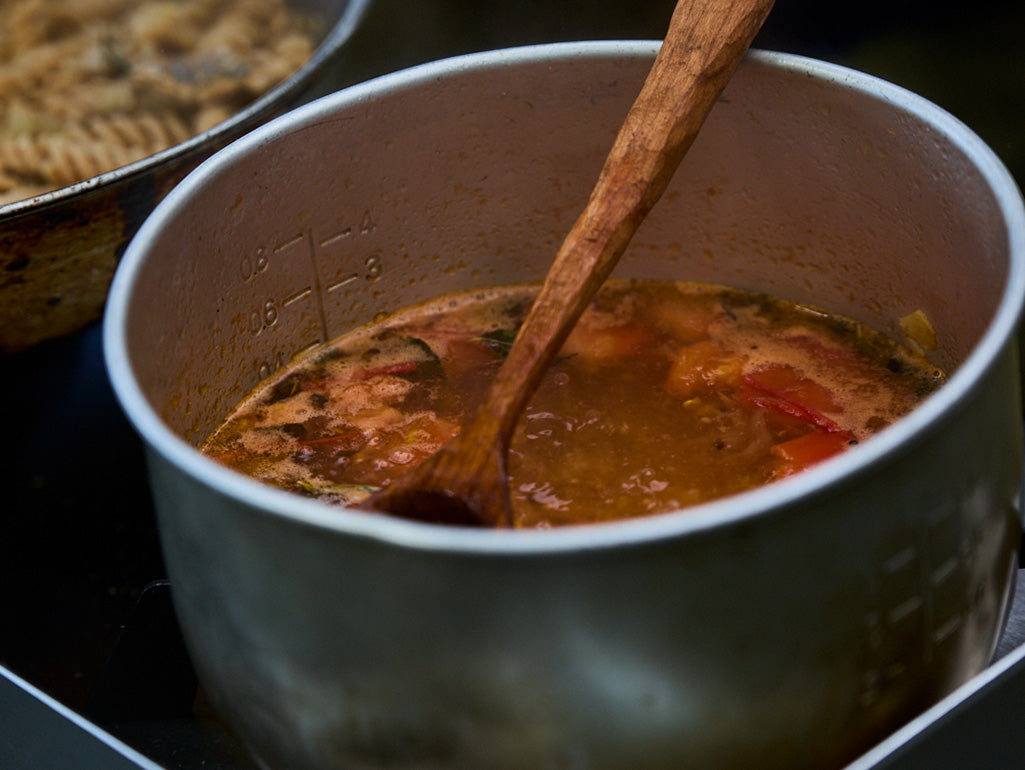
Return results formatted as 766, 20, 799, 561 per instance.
201, 280, 944, 527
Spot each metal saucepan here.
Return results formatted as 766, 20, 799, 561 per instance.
104, 44, 1025, 769
0, 0, 371, 354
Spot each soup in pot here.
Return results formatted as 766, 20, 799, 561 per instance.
201, 279, 943, 527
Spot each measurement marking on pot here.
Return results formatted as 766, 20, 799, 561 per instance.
883, 546, 917, 573
886, 595, 923, 625
257, 352, 287, 381
928, 497, 957, 526
240, 248, 269, 281
882, 662, 907, 681
327, 274, 358, 292
247, 299, 279, 336
929, 556, 958, 586
273, 233, 304, 253
321, 227, 352, 247
933, 615, 962, 645
304, 227, 329, 340
283, 288, 312, 306
860, 496, 982, 710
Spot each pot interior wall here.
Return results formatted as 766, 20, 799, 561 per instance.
122, 50, 1011, 442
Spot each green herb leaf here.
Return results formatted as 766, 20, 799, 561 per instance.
400, 336, 445, 382
476, 328, 518, 358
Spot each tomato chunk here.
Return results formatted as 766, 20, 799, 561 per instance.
560, 319, 654, 364
771, 430, 854, 476
664, 340, 744, 399
644, 295, 718, 343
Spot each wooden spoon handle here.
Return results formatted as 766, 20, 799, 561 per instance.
485, 0, 775, 440
363, 0, 773, 527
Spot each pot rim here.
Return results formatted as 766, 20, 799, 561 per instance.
103, 41, 1025, 556
0, 0, 373, 222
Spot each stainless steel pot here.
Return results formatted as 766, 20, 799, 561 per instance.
0, 0, 371, 353
104, 43, 1025, 770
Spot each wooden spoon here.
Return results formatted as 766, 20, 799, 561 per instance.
361, 0, 774, 527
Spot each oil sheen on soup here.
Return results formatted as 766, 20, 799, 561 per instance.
201, 280, 944, 527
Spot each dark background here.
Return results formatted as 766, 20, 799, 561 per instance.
2, 0, 1022, 761
335, 0, 1025, 187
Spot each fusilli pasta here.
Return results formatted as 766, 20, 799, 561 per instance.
0, 0, 320, 206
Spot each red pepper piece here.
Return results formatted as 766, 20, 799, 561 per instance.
745, 363, 840, 412
664, 340, 744, 399
741, 364, 844, 434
